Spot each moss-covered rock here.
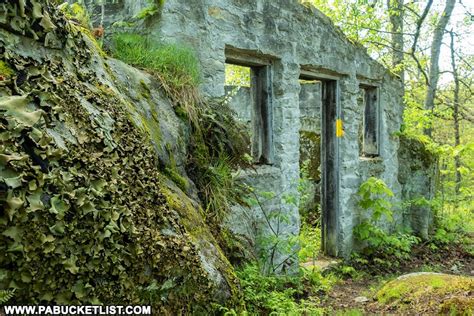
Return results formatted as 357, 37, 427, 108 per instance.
0, 0, 239, 312
398, 134, 438, 239
376, 272, 473, 315
0, 61, 14, 79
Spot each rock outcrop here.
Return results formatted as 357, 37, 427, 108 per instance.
0, 1, 239, 312
376, 272, 473, 314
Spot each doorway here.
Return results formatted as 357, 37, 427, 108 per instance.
299, 72, 340, 257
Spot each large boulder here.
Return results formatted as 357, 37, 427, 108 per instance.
376, 272, 473, 315
0, 1, 239, 312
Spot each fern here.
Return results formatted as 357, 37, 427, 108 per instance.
0, 289, 15, 304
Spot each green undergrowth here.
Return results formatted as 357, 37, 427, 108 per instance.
430, 205, 474, 256
298, 221, 321, 264
347, 177, 472, 277
352, 177, 420, 271
216, 263, 339, 315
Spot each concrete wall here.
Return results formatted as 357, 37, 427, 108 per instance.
94, 0, 407, 262
155, 0, 405, 260
398, 136, 438, 239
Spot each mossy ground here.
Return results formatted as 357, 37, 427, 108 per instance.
376, 273, 473, 314
319, 240, 473, 314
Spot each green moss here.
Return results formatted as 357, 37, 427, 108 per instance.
164, 167, 189, 192
0, 60, 14, 78
160, 184, 243, 309
80, 27, 106, 57
138, 112, 161, 147
399, 134, 439, 168
377, 273, 473, 314
440, 296, 473, 315
95, 83, 115, 97
139, 80, 151, 100
69, 3, 90, 28
299, 131, 321, 181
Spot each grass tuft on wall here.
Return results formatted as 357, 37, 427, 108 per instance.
111, 33, 251, 225
111, 33, 201, 123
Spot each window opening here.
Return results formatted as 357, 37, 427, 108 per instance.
224, 62, 273, 164
359, 86, 379, 157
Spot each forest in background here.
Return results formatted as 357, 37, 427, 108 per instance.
303, 0, 473, 214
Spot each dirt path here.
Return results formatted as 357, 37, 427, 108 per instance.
319, 243, 474, 314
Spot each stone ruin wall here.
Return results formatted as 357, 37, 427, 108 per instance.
153, 0, 405, 259
90, 0, 435, 261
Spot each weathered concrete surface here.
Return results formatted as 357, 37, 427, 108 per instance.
398, 135, 438, 239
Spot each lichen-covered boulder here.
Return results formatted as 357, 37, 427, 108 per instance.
376, 272, 473, 315
0, 1, 239, 312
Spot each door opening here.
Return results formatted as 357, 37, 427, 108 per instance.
299, 72, 340, 257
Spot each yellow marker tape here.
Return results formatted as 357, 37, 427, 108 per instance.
336, 119, 344, 137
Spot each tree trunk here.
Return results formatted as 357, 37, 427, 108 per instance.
449, 30, 461, 197
100, 1, 105, 28
387, 0, 405, 91
423, 0, 456, 136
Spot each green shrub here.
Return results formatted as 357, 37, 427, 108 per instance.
298, 222, 321, 263
234, 263, 329, 315
353, 177, 420, 266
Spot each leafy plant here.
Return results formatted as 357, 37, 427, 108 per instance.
353, 178, 420, 266
430, 206, 473, 255
233, 263, 329, 315
243, 187, 301, 274
133, 0, 164, 21
0, 289, 15, 304
298, 221, 321, 265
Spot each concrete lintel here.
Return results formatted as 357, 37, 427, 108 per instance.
357, 75, 382, 87
299, 65, 346, 81
225, 45, 277, 66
